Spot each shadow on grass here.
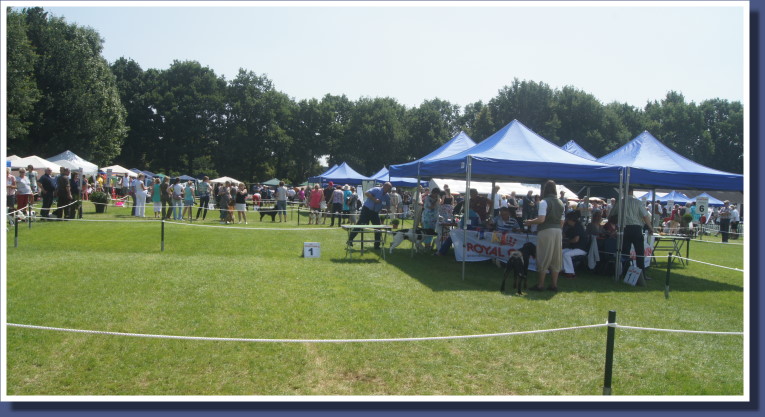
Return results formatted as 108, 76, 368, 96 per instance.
384, 248, 743, 295
330, 258, 382, 264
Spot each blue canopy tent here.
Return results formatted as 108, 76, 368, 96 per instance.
560, 140, 597, 161
636, 191, 664, 201
690, 192, 725, 206
389, 131, 476, 178
656, 190, 692, 204
393, 120, 625, 279
370, 167, 427, 188
414, 120, 623, 183
310, 162, 370, 186
307, 164, 339, 184
596, 131, 743, 191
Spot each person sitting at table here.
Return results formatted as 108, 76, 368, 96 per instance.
492, 207, 521, 232
346, 182, 392, 249
561, 211, 588, 279
436, 207, 481, 256
602, 213, 618, 239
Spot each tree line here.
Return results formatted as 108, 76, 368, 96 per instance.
7, 7, 744, 185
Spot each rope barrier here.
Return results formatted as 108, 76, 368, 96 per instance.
610, 323, 743, 336
5, 322, 608, 343
162, 220, 341, 231
690, 239, 744, 246
670, 256, 744, 272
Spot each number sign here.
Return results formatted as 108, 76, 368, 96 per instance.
303, 242, 321, 258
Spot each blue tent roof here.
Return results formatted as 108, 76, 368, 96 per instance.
657, 190, 692, 204
636, 191, 664, 201
412, 120, 623, 184
389, 131, 476, 178
307, 164, 338, 183
596, 131, 743, 191
370, 167, 427, 187
560, 140, 597, 160
178, 175, 197, 182
691, 192, 725, 206
309, 162, 369, 185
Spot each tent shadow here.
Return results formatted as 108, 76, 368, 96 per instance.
385, 249, 742, 294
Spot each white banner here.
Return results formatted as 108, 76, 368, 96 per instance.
450, 229, 538, 270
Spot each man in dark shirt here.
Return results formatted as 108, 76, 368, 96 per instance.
53, 167, 72, 219
561, 211, 588, 278
38, 167, 57, 219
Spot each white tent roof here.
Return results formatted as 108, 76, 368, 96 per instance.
101, 165, 135, 176
210, 176, 242, 185
7, 155, 21, 161
10, 155, 65, 171
429, 178, 578, 200
47, 150, 98, 176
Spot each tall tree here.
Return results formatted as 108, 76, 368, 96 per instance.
699, 98, 743, 173
21, 7, 127, 165
152, 60, 226, 174
645, 91, 712, 166
6, 8, 41, 150
488, 78, 557, 138
339, 97, 408, 175
404, 98, 461, 162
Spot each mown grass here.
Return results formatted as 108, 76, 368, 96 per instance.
4, 202, 746, 396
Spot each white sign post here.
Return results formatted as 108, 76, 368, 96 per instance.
303, 242, 321, 258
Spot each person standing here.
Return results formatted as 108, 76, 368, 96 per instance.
347, 182, 392, 249
160, 176, 172, 220
151, 177, 162, 218
342, 185, 354, 223
53, 167, 72, 219
6, 167, 17, 213
523, 180, 565, 292
729, 204, 740, 239
38, 167, 56, 219
218, 181, 232, 224
195, 176, 212, 221
522, 190, 535, 222
620, 188, 655, 277
329, 185, 345, 226
275, 181, 288, 223
134, 174, 148, 217
26, 164, 39, 201
68, 171, 82, 219
170, 177, 184, 220
490, 185, 502, 217
15, 168, 33, 216
182, 180, 195, 220
235, 182, 248, 224
718, 200, 732, 243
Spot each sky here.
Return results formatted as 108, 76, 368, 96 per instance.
16, 1, 746, 110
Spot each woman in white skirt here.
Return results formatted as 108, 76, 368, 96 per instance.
133, 174, 149, 217
235, 182, 248, 224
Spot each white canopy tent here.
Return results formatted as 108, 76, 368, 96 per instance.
210, 176, 243, 185
47, 150, 99, 176
9, 155, 65, 173
429, 178, 578, 200
100, 165, 136, 176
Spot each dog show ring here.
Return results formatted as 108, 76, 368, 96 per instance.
342, 224, 392, 260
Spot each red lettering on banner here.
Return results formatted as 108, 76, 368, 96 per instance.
467, 243, 475, 252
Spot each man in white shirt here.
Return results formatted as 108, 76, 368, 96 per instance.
729, 205, 741, 240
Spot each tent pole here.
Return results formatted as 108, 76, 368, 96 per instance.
412, 164, 422, 258
462, 156, 472, 281
616, 167, 630, 282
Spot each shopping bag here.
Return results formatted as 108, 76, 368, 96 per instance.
623, 261, 641, 286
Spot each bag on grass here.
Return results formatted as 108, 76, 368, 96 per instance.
623, 261, 641, 286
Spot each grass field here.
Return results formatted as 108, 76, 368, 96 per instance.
4, 202, 746, 397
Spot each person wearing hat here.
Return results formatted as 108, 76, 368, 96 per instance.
729, 203, 740, 240
718, 200, 732, 243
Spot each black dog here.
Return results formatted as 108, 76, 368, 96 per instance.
501, 242, 536, 295
259, 206, 278, 222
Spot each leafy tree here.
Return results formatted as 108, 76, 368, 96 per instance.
552, 86, 607, 149
645, 91, 712, 166
318, 94, 354, 167
152, 60, 226, 174
404, 98, 461, 161
339, 97, 408, 175
21, 7, 127, 165
699, 98, 743, 173
488, 78, 557, 138
6, 8, 41, 149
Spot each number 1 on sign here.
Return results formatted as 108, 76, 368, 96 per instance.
304, 242, 320, 258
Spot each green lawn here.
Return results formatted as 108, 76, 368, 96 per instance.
4, 202, 746, 396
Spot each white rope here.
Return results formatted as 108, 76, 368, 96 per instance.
610, 323, 743, 336
690, 239, 744, 246
6, 322, 608, 343
163, 220, 341, 231
670, 256, 744, 272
